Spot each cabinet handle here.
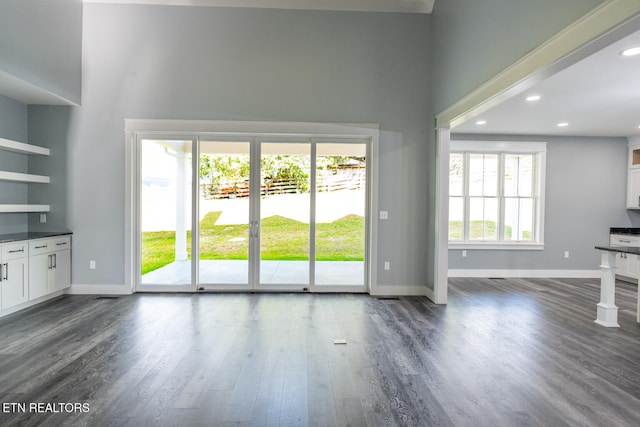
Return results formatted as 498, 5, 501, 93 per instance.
3, 263, 7, 281
620, 239, 632, 243
47, 254, 52, 270
35, 245, 47, 249
8, 248, 24, 253
56, 242, 67, 246
53, 254, 57, 269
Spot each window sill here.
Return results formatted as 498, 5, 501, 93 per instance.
448, 242, 544, 250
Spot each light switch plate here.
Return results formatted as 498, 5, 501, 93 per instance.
380, 211, 388, 220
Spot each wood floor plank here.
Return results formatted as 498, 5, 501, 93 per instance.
1, 278, 640, 425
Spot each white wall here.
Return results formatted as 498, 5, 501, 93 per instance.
37, 4, 432, 288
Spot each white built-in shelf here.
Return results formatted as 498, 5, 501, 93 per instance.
0, 171, 49, 184
0, 137, 49, 156
0, 205, 50, 213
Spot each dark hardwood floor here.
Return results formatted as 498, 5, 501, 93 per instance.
1, 278, 640, 426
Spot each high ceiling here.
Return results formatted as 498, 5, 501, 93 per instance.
452, 27, 640, 138
82, 0, 435, 14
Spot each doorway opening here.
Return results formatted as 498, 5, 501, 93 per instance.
126, 121, 378, 294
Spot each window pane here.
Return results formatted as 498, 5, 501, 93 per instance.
449, 153, 464, 196
519, 198, 533, 241
449, 197, 463, 240
469, 197, 498, 241
504, 198, 517, 241
469, 154, 498, 197
505, 154, 534, 197
504, 197, 534, 241
504, 155, 517, 197
518, 155, 533, 197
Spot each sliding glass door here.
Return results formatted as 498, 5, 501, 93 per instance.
139, 138, 195, 290
260, 141, 311, 285
198, 140, 252, 286
137, 135, 369, 292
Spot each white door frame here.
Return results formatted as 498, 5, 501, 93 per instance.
124, 119, 380, 294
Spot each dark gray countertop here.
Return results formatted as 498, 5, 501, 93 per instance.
0, 231, 72, 244
595, 246, 640, 255
610, 227, 640, 235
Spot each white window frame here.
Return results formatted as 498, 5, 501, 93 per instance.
448, 140, 547, 250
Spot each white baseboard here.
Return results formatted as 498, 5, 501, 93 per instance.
370, 285, 430, 297
67, 284, 134, 295
448, 269, 601, 279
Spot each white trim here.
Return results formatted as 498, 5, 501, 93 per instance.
448, 269, 601, 279
450, 140, 547, 153
67, 284, 134, 295
449, 243, 544, 251
370, 285, 430, 297
436, 1, 640, 129
83, 0, 435, 14
434, 128, 450, 304
124, 119, 379, 137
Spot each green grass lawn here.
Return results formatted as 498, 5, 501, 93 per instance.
142, 211, 365, 274
449, 220, 530, 240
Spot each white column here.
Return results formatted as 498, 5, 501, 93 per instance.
595, 250, 619, 327
175, 150, 188, 261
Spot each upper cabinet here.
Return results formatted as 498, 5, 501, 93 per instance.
0, 137, 50, 213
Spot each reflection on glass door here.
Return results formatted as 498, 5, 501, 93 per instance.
260, 142, 310, 285
315, 143, 366, 285
140, 139, 193, 286
198, 141, 251, 285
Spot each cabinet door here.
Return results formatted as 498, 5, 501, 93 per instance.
627, 169, 640, 209
50, 250, 70, 292
29, 253, 50, 300
1, 258, 28, 309
627, 254, 640, 278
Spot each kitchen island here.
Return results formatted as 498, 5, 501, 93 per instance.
594, 245, 640, 327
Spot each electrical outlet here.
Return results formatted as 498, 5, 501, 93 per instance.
462, 250, 467, 258
39, 213, 47, 223
384, 261, 390, 270
380, 211, 389, 220
90, 260, 96, 270
564, 251, 570, 259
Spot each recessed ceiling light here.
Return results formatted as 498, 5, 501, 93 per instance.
557, 122, 569, 127
476, 120, 487, 125
526, 95, 541, 102
621, 47, 640, 57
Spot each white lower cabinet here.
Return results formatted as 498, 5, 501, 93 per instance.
0, 234, 71, 317
29, 236, 71, 299
0, 241, 29, 310
610, 234, 640, 281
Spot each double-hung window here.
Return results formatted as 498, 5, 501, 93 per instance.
448, 141, 547, 249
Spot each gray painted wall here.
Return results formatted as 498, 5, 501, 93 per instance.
28, 106, 71, 232
0, 95, 29, 234
0, 0, 82, 104
449, 134, 631, 271
38, 4, 431, 287
431, 0, 604, 114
